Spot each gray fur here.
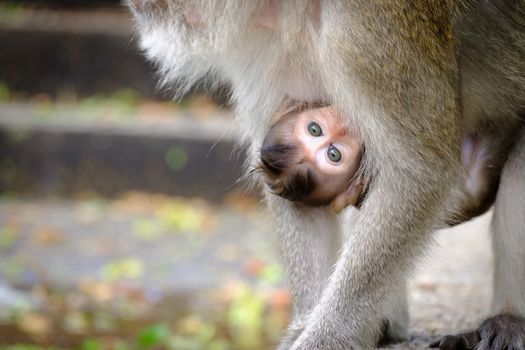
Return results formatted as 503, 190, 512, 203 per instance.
128, 0, 525, 348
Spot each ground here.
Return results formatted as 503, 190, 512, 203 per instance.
0, 194, 493, 350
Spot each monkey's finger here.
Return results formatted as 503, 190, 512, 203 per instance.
330, 198, 347, 214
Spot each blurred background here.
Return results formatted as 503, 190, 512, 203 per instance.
0, 1, 499, 350
0, 2, 290, 349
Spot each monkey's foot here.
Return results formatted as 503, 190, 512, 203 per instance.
430, 314, 525, 350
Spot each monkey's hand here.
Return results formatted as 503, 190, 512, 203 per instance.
331, 175, 367, 214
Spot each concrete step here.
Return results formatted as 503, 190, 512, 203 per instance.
0, 103, 249, 200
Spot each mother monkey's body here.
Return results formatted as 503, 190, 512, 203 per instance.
128, 1, 525, 349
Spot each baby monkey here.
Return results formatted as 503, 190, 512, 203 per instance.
260, 105, 365, 213
260, 105, 502, 223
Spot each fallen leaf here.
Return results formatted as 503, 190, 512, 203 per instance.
17, 312, 53, 336
0, 226, 19, 248
31, 227, 65, 246
63, 311, 89, 334
244, 258, 266, 277
101, 258, 145, 281
267, 289, 291, 309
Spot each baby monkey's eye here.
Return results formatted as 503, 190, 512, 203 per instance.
307, 122, 322, 137
327, 145, 342, 163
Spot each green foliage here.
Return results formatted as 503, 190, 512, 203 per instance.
167, 317, 230, 350
157, 201, 203, 233
165, 146, 188, 172
100, 258, 145, 281
81, 339, 102, 350
0, 82, 8, 103
110, 89, 140, 107
168, 329, 213, 350
0, 226, 18, 249
33, 100, 55, 119
227, 286, 265, 350
1, 256, 25, 281
137, 324, 170, 348
113, 341, 130, 350
7, 130, 31, 144
0, 346, 63, 350
259, 264, 283, 285
132, 218, 162, 240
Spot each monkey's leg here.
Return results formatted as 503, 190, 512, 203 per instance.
432, 129, 525, 350
266, 195, 343, 349
341, 209, 410, 346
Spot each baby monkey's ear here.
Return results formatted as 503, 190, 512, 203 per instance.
331, 175, 367, 214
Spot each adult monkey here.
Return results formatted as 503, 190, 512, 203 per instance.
128, 1, 525, 349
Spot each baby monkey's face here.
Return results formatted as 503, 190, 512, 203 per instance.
294, 108, 360, 178
260, 106, 363, 209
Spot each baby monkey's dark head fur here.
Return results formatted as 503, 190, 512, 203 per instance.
260, 142, 322, 205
